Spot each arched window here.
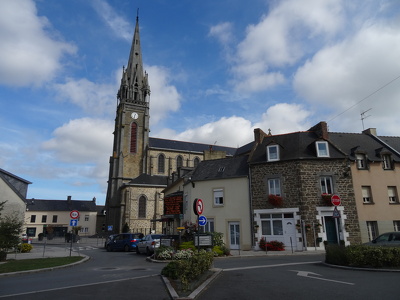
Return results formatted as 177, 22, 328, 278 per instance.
138, 196, 146, 218
194, 157, 200, 168
158, 154, 165, 173
176, 155, 183, 170
130, 122, 137, 153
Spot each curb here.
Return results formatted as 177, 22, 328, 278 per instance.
323, 262, 400, 272
0, 254, 90, 277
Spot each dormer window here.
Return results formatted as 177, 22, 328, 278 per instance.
267, 145, 279, 161
356, 153, 367, 170
382, 154, 393, 170
316, 141, 329, 157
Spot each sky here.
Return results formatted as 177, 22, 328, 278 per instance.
1, 0, 400, 205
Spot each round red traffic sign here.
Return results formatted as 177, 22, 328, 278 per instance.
331, 194, 341, 206
70, 210, 80, 219
193, 198, 204, 215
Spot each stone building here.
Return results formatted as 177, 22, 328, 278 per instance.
104, 18, 235, 234
248, 122, 361, 250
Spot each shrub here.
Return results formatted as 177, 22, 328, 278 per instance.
174, 249, 194, 260
325, 245, 348, 265
212, 245, 224, 256
155, 245, 174, 260
179, 241, 195, 251
18, 243, 33, 253
259, 238, 285, 251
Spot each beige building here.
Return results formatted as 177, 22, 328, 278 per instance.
0, 168, 30, 222
24, 196, 98, 238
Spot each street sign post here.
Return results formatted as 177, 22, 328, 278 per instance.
331, 194, 341, 206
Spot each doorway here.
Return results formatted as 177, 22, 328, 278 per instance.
325, 216, 338, 244
229, 222, 240, 250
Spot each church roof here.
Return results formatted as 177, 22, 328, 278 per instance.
25, 199, 97, 212
149, 137, 237, 156
126, 173, 169, 187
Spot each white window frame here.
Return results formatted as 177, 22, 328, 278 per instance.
268, 178, 281, 196
356, 153, 367, 169
267, 145, 279, 162
394, 221, 400, 231
200, 218, 215, 233
388, 186, 398, 204
320, 176, 333, 194
84, 215, 89, 222
213, 189, 224, 206
316, 141, 329, 157
382, 154, 393, 170
362, 186, 373, 204
366, 221, 378, 241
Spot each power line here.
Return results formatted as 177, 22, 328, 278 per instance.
327, 73, 400, 123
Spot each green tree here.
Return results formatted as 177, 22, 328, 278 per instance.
0, 201, 24, 261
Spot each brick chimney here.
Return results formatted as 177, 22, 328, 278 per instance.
254, 128, 268, 144
308, 121, 329, 140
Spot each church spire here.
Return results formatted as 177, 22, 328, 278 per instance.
118, 15, 150, 105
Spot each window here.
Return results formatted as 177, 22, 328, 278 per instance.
366, 221, 378, 241
30, 215, 36, 223
130, 122, 137, 153
260, 214, 284, 236
138, 196, 146, 218
388, 186, 398, 203
84, 215, 89, 221
176, 155, 183, 170
194, 157, 200, 168
356, 154, 367, 169
267, 145, 279, 161
41, 215, 47, 223
52, 215, 58, 223
394, 221, 400, 231
361, 186, 373, 204
200, 218, 214, 233
382, 154, 393, 170
316, 141, 329, 157
158, 154, 165, 173
320, 176, 333, 194
268, 178, 281, 196
213, 189, 224, 206
80, 227, 89, 233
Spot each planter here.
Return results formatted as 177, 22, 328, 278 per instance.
321, 194, 333, 206
268, 194, 283, 207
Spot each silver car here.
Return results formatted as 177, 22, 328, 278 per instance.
136, 234, 164, 255
365, 232, 400, 247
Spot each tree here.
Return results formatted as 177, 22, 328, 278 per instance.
0, 201, 24, 261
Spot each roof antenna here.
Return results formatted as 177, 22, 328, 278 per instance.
361, 108, 372, 130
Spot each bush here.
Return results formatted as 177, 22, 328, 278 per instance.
155, 245, 174, 260
325, 245, 348, 265
161, 250, 214, 291
212, 246, 224, 256
18, 243, 33, 253
179, 241, 196, 251
259, 238, 285, 251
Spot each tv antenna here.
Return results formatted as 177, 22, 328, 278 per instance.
361, 108, 372, 130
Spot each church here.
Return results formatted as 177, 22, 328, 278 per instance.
104, 18, 236, 234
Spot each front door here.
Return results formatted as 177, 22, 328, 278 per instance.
229, 222, 240, 250
325, 217, 338, 244
283, 219, 297, 251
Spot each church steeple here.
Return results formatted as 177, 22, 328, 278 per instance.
118, 16, 150, 105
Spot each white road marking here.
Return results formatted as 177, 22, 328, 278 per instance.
290, 270, 355, 285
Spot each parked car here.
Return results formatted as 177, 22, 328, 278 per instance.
136, 234, 165, 255
106, 233, 143, 252
364, 232, 400, 247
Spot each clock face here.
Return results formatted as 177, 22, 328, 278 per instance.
131, 112, 138, 119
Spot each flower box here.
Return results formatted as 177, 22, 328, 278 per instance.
268, 194, 283, 207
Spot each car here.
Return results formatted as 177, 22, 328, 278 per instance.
136, 234, 165, 255
104, 234, 117, 249
364, 232, 400, 247
106, 233, 143, 252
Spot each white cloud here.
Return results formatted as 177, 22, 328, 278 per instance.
92, 0, 132, 41
53, 78, 117, 116
209, 22, 234, 46
146, 65, 181, 125
0, 0, 76, 86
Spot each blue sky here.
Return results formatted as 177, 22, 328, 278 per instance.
1, 0, 400, 205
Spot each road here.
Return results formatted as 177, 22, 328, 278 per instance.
1, 245, 399, 299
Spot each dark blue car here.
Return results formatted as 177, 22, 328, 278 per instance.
106, 233, 143, 252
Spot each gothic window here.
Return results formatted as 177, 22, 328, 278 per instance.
194, 157, 200, 168
130, 122, 137, 153
158, 154, 165, 173
138, 196, 146, 218
176, 155, 183, 170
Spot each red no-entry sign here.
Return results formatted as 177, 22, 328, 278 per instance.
331, 194, 341, 206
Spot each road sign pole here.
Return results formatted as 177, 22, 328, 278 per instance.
197, 214, 200, 253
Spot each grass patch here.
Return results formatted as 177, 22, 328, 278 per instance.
0, 256, 84, 274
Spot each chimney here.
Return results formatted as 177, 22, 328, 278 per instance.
92, 197, 96, 203
67, 196, 72, 203
309, 121, 329, 140
362, 128, 377, 136
254, 128, 268, 144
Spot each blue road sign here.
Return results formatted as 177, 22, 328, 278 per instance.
198, 215, 207, 226
108, 225, 113, 232
70, 219, 78, 226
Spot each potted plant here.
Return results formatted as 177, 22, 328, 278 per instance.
268, 194, 283, 207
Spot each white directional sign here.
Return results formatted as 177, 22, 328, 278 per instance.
70, 219, 78, 226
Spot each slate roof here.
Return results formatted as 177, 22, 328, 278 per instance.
190, 155, 249, 181
25, 199, 97, 212
149, 137, 236, 156
329, 132, 400, 162
126, 173, 169, 186
249, 131, 346, 164
0, 168, 31, 201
